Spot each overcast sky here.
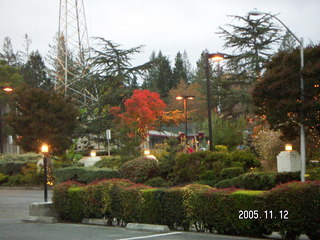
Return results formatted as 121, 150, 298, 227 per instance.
0, 0, 319, 68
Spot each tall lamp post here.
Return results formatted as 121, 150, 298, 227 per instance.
176, 95, 195, 140
0, 85, 13, 154
41, 143, 49, 202
248, 9, 306, 182
205, 53, 226, 151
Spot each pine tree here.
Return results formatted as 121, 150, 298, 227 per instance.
173, 52, 187, 85
0, 37, 19, 66
216, 13, 283, 116
218, 14, 283, 82
21, 51, 52, 90
142, 51, 174, 101
279, 31, 297, 52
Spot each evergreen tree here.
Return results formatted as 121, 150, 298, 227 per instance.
193, 51, 252, 118
76, 38, 150, 144
173, 52, 187, 85
21, 34, 32, 63
143, 51, 174, 101
216, 13, 283, 116
0, 37, 19, 66
7, 87, 79, 155
21, 51, 52, 90
182, 50, 194, 82
279, 31, 297, 52
218, 13, 283, 82
253, 44, 320, 141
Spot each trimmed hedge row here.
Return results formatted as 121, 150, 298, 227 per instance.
53, 167, 119, 184
215, 172, 301, 190
53, 180, 320, 239
0, 153, 42, 175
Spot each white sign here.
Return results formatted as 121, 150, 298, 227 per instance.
106, 130, 111, 140
8, 135, 13, 145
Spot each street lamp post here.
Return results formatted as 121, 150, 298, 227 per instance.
205, 53, 225, 151
248, 9, 306, 182
0, 86, 13, 154
176, 95, 195, 139
41, 143, 49, 202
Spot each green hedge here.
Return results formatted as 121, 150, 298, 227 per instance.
215, 172, 300, 190
0, 153, 42, 175
52, 180, 320, 238
172, 150, 261, 184
53, 167, 119, 184
262, 181, 320, 240
119, 156, 159, 183
220, 167, 244, 180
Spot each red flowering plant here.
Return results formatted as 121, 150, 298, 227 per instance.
110, 89, 166, 141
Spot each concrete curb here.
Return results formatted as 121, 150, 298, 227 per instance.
22, 216, 57, 224
82, 218, 110, 226
0, 186, 44, 190
29, 202, 58, 218
126, 223, 170, 233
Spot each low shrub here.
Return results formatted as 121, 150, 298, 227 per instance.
7, 174, 24, 185
198, 170, 219, 187
52, 181, 85, 222
275, 171, 301, 184
224, 190, 267, 236
173, 152, 214, 183
215, 172, 273, 190
215, 171, 302, 190
204, 152, 229, 166
307, 167, 320, 181
0, 173, 8, 185
181, 184, 213, 232
235, 172, 276, 190
261, 181, 320, 240
220, 167, 244, 180
0, 153, 42, 162
214, 178, 233, 189
94, 156, 121, 169
53, 167, 119, 184
52, 180, 320, 238
119, 157, 159, 183
0, 153, 42, 175
20, 163, 44, 185
229, 150, 261, 171
0, 161, 27, 175
144, 177, 170, 187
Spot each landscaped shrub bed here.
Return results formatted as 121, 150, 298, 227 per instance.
53, 167, 119, 184
0, 153, 42, 175
53, 179, 320, 238
215, 171, 301, 190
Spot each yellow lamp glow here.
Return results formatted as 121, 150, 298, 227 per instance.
208, 53, 225, 62
144, 149, 150, 155
90, 150, 97, 157
2, 86, 13, 92
176, 96, 183, 100
41, 143, 49, 153
285, 144, 293, 151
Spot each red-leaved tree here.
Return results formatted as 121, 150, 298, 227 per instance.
110, 89, 166, 140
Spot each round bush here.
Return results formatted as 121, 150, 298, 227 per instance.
220, 167, 244, 180
120, 157, 159, 183
145, 177, 169, 187
215, 179, 233, 189
0, 173, 8, 185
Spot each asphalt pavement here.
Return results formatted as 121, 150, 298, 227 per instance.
0, 188, 308, 240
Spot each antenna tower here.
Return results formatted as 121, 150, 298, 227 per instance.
55, 0, 97, 104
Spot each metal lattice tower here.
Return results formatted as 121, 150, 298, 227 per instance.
55, 0, 97, 104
